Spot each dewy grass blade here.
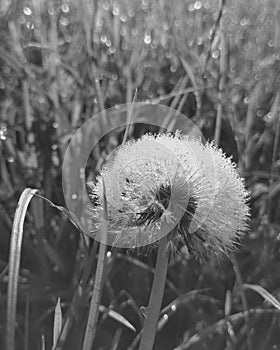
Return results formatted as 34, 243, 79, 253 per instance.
175, 309, 278, 350
270, 92, 280, 184
83, 177, 108, 350
53, 298, 62, 349
122, 88, 138, 146
243, 283, 280, 311
6, 188, 38, 350
34, 193, 88, 238
214, 19, 228, 147
41, 334, 46, 350
99, 305, 136, 332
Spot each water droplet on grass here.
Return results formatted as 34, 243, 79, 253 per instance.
23, 7, 32, 16
61, 4, 69, 13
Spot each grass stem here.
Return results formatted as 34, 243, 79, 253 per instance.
82, 177, 108, 350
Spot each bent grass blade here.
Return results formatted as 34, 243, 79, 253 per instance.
6, 188, 38, 350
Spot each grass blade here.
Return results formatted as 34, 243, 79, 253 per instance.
82, 176, 108, 350
110, 328, 122, 350
6, 188, 38, 350
99, 305, 136, 332
202, 0, 225, 75
214, 20, 228, 146
41, 334, 46, 350
175, 308, 277, 350
53, 297, 62, 349
0, 263, 9, 281
34, 193, 89, 249
243, 283, 280, 311
122, 88, 138, 146
270, 92, 280, 184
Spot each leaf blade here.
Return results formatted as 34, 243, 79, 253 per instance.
6, 188, 38, 350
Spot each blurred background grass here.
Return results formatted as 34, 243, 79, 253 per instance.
1, 0, 280, 349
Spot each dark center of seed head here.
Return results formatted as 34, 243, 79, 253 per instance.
135, 184, 171, 226
135, 183, 198, 231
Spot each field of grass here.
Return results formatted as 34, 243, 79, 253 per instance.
1, 0, 280, 349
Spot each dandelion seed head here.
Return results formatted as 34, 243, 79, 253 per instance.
89, 132, 249, 260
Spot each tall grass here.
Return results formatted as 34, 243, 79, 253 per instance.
1, 0, 280, 349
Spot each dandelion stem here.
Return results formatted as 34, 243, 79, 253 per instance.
139, 235, 169, 350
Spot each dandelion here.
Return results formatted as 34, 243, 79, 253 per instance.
88, 131, 249, 260
87, 130, 250, 350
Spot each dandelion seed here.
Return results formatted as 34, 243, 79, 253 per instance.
89, 132, 249, 260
